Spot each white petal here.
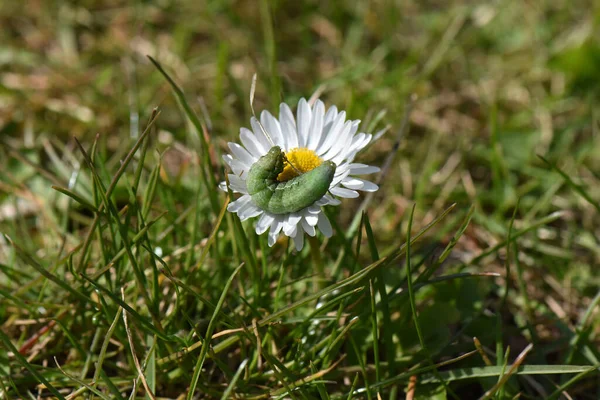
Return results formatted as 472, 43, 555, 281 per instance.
354, 179, 379, 192
322, 105, 338, 128
227, 195, 251, 212
279, 103, 298, 150
307, 100, 325, 150
317, 111, 346, 156
301, 219, 316, 236
261, 110, 285, 148
286, 224, 298, 238
238, 201, 262, 221
314, 197, 329, 206
317, 213, 333, 237
256, 213, 275, 234
341, 177, 378, 192
228, 142, 255, 166
331, 169, 351, 187
336, 119, 370, 155
251, 117, 274, 151
283, 213, 302, 236
348, 132, 372, 154
349, 163, 380, 175
289, 212, 302, 225
222, 154, 234, 168
306, 205, 321, 214
219, 181, 228, 192
229, 160, 249, 178
340, 177, 364, 190
332, 133, 371, 165
268, 231, 278, 246
353, 132, 372, 151
303, 211, 319, 226
240, 127, 266, 158
301, 206, 320, 220
321, 120, 352, 160
315, 194, 341, 206
296, 98, 312, 148
326, 194, 342, 205
270, 216, 284, 235
245, 207, 263, 220
293, 231, 304, 251
334, 162, 350, 174
228, 174, 248, 194
317, 115, 352, 160
330, 187, 359, 198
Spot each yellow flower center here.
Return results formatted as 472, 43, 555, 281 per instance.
277, 148, 322, 182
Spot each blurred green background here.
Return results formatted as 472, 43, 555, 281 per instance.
2, 0, 600, 249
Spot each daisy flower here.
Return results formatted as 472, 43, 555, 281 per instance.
221, 98, 380, 250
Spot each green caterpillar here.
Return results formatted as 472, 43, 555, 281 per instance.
246, 146, 336, 214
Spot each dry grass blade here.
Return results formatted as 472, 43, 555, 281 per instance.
479, 343, 533, 400
266, 356, 347, 398
121, 287, 156, 400
54, 357, 111, 400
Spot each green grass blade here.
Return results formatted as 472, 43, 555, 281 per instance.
80, 274, 173, 342
547, 365, 600, 400
220, 359, 249, 400
6, 235, 92, 305
538, 155, 600, 213
51, 185, 98, 213
76, 111, 161, 272
147, 56, 219, 212
418, 364, 598, 385
187, 262, 244, 400
0, 330, 66, 400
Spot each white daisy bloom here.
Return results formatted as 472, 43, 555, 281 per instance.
221, 98, 380, 251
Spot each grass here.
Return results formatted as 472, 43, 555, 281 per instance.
1, 1, 600, 399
